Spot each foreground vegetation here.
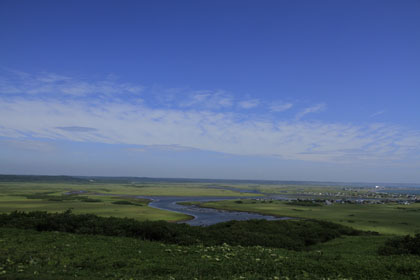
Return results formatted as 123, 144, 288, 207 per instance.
1, 212, 420, 280
379, 234, 420, 256
0, 211, 365, 250
0, 227, 419, 279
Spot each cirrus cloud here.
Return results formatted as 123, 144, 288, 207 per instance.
296, 103, 326, 120
0, 96, 419, 164
0, 70, 144, 97
1, 70, 419, 166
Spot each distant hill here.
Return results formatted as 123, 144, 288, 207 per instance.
1, 174, 418, 188
0, 174, 317, 185
0, 174, 90, 183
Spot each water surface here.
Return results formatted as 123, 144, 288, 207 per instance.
140, 196, 289, 226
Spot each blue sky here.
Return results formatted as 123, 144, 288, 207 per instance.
0, 0, 419, 183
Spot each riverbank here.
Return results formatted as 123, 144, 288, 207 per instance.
143, 196, 285, 226
189, 199, 420, 235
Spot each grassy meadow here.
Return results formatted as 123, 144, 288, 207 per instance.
0, 181, 257, 222
0, 194, 189, 222
1, 180, 419, 234
1, 177, 420, 279
0, 181, 261, 197
190, 199, 420, 235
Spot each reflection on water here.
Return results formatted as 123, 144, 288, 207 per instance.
141, 196, 289, 226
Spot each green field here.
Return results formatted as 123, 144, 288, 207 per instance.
0, 181, 261, 197
0, 181, 258, 222
0, 194, 191, 222
1, 180, 419, 235
189, 199, 420, 235
1, 177, 420, 279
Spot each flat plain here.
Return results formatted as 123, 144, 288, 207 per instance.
1, 180, 420, 234
191, 199, 420, 235
0, 181, 256, 221
1, 177, 420, 279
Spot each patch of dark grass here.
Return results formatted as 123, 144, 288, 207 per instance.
80, 198, 102, 203
286, 200, 322, 207
379, 234, 420, 256
0, 210, 369, 250
112, 200, 140, 206
23, 192, 102, 203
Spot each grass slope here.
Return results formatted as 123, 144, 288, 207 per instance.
1, 227, 420, 280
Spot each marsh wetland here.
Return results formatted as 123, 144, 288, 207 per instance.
1, 175, 420, 279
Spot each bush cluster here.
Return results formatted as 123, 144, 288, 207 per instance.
111, 200, 138, 205
25, 194, 102, 203
0, 210, 365, 250
285, 200, 323, 207
378, 234, 420, 256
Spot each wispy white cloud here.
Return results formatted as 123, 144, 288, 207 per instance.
56, 126, 97, 132
295, 103, 326, 120
0, 96, 419, 164
180, 90, 233, 109
1, 71, 419, 166
0, 70, 144, 97
269, 102, 293, 112
238, 99, 260, 109
0, 139, 56, 152
127, 145, 196, 152
370, 110, 385, 118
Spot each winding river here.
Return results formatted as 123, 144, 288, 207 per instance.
139, 196, 289, 226
71, 190, 290, 226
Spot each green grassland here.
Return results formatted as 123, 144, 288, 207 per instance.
190, 199, 420, 235
0, 181, 261, 197
0, 181, 259, 222
250, 184, 367, 196
1, 227, 419, 280
1, 177, 420, 279
1, 180, 419, 234
0, 194, 189, 222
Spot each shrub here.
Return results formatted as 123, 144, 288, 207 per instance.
112, 200, 137, 205
378, 234, 420, 256
0, 210, 367, 250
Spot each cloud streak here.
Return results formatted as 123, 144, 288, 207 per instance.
56, 126, 97, 132
0, 139, 56, 152
296, 103, 326, 120
1, 71, 419, 166
0, 70, 143, 98
0, 96, 419, 164
370, 110, 385, 118
238, 99, 260, 109
269, 102, 293, 112
180, 91, 233, 109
